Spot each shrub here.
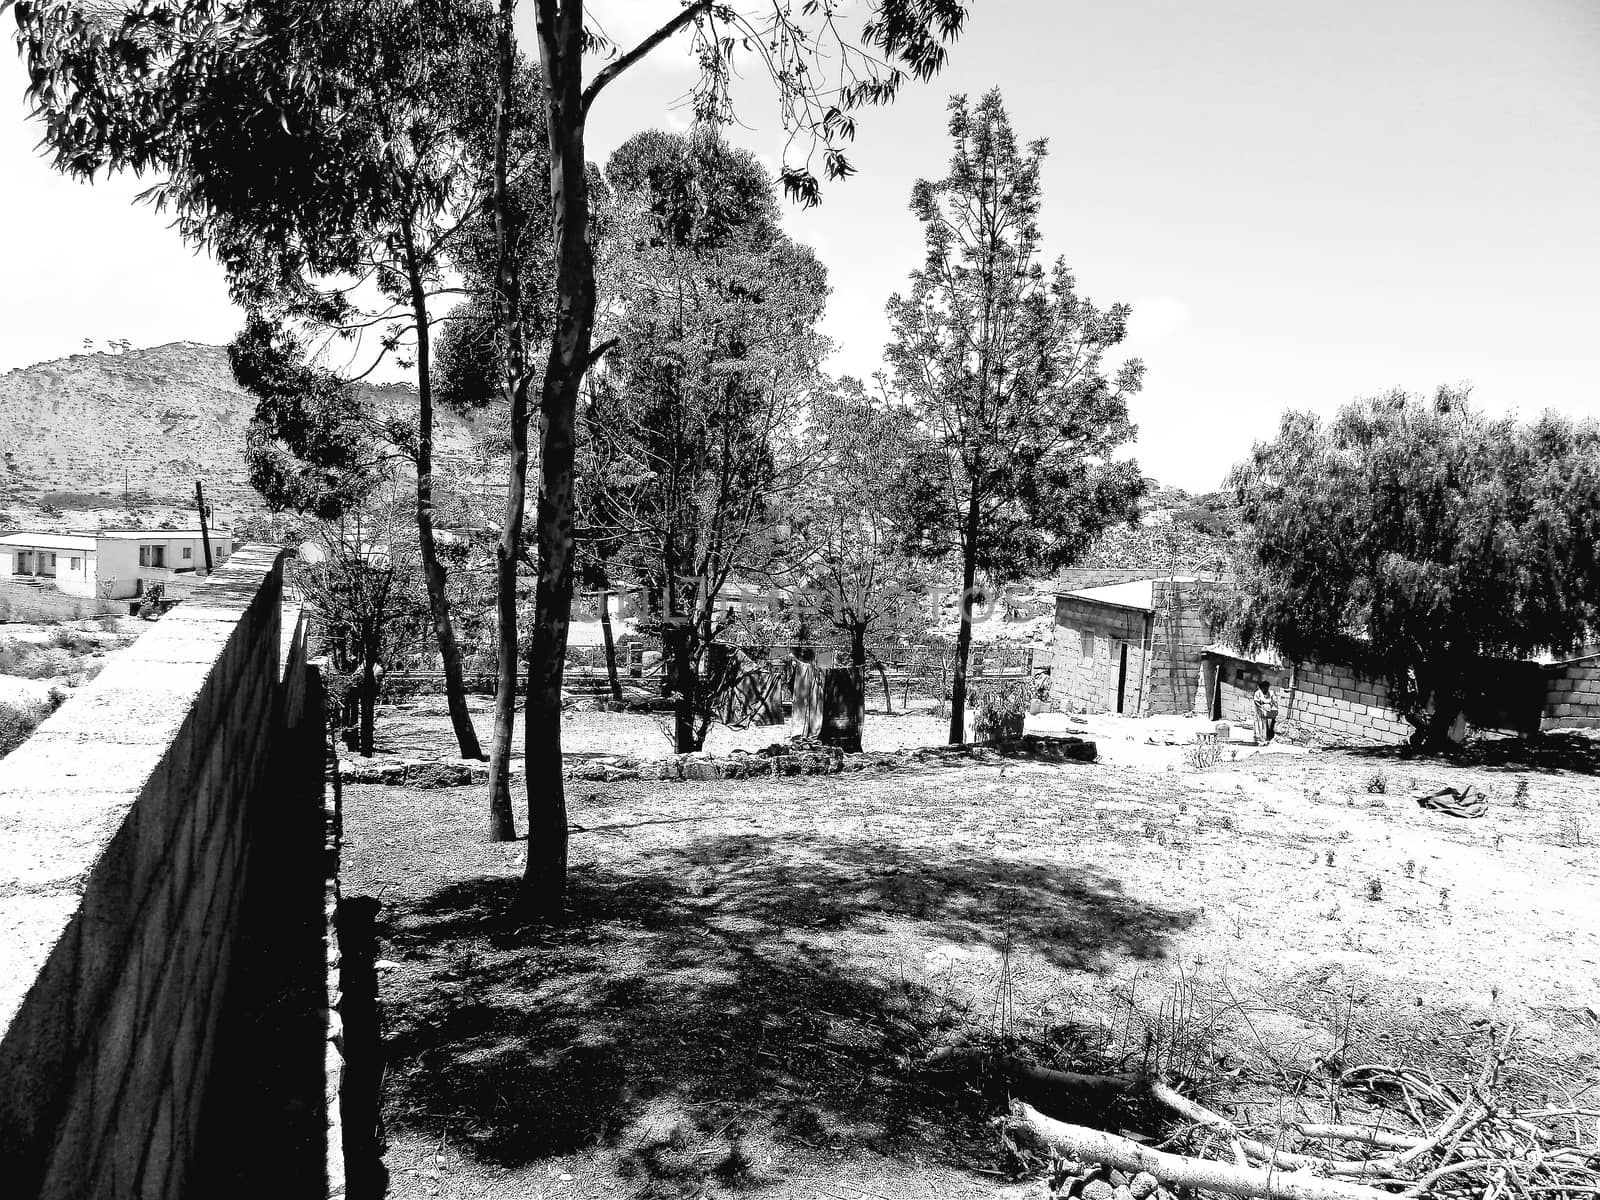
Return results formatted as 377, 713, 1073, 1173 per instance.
969, 679, 1029, 742
0, 641, 34, 675
48, 628, 97, 654
0, 697, 51, 759
1365, 771, 1387, 794
14, 649, 74, 680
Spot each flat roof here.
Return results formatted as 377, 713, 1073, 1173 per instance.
1063, 580, 1157, 612
93, 529, 230, 540
0, 532, 98, 551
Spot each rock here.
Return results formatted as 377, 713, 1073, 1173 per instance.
1129, 1175, 1159, 1200
1081, 1181, 1116, 1200
683, 759, 723, 781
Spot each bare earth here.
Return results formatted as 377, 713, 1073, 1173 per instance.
340, 700, 1600, 1200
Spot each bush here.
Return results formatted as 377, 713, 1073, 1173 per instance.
48, 627, 97, 654
0, 697, 51, 759
0, 641, 34, 675
969, 679, 1029, 742
14, 648, 75, 680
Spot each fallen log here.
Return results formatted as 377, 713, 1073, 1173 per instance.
924, 1046, 1145, 1101
1008, 1102, 1402, 1200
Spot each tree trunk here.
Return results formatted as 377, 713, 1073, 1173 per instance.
947, 491, 982, 744
403, 225, 484, 763
667, 621, 698, 752
513, 0, 595, 923
485, 0, 529, 844
598, 589, 623, 703
359, 649, 377, 758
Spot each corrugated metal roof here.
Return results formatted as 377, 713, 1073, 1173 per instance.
1064, 580, 1156, 611
1201, 642, 1285, 667
0, 532, 98, 552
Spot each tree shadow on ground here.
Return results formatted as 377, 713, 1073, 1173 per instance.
370, 833, 1193, 1195
1339, 730, 1600, 776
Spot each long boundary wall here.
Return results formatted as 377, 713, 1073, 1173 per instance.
1205, 652, 1412, 745
0, 546, 326, 1198
0, 577, 122, 621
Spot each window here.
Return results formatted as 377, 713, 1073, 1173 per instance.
182, 546, 192, 560
1081, 631, 1095, 658
70, 557, 81, 571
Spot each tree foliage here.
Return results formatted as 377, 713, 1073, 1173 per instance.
798, 376, 938, 664
1229, 386, 1600, 746
229, 315, 377, 520
885, 88, 1145, 742
584, 129, 828, 750
296, 480, 432, 756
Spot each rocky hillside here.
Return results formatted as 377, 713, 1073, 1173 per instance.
0, 342, 480, 533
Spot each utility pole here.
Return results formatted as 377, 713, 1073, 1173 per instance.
195, 481, 214, 573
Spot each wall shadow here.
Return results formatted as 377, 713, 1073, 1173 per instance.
366, 832, 1193, 1193
1340, 730, 1600, 776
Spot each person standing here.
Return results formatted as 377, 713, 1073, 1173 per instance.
1252, 678, 1279, 745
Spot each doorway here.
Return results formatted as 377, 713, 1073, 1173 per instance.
1115, 642, 1129, 713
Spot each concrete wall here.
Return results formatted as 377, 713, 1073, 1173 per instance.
1543, 661, 1600, 730
1050, 595, 1151, 714
0, 577, 122, 621
1052, 579, 1233, 716
1204, 653, 1412, 745
0, 545, 323, 1199
1146, 579, 1231, 716
1286, 661, 1412, 743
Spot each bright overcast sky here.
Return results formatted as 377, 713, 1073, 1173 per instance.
1, 0, 1596, 490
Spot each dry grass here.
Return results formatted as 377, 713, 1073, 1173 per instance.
340, 711, 1600, 1200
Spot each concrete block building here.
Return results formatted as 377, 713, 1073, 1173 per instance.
1050, 573, 1233, 716
0, 528, 232, 600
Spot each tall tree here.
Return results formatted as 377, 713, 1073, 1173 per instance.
886, 89, 1146, 744
4, 0, 503, 762
496, 1, 973, 922
1229, 387, 1600, 749
585, 129, 827, 752
8, 0, 975, 921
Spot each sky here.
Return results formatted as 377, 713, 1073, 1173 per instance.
1, 0, 1596, 491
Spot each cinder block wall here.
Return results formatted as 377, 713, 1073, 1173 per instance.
1543, 663, 1600, 729
1146, 580, 1232, 715
1285, 661, 1411, 744
0, 578, 122, 621
0, 546, 320, 1199
1050, 596, 1150, 713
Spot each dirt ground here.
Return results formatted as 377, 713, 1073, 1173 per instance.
340, 700, 1600, 1200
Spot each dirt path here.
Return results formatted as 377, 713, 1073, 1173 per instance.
340, 714, 1600, 1200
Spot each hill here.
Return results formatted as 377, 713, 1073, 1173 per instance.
0, 342, 480, 534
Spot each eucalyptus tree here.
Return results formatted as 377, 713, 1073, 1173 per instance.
0, 0, 525, 761
489, 1, 974, 919
886, 89, 1145, 744
9, 0, 976, 921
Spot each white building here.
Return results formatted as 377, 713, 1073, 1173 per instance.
0, 528, 233, 600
